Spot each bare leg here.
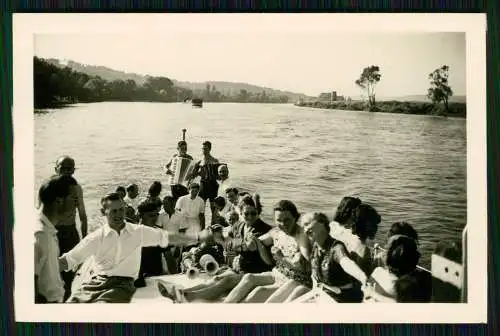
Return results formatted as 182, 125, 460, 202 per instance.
184, 273, 243, 302
292, 289, 320, 303
284, 285, 311, 302
223, 272, 275, 303
265, 279, 301, 303
242, 285, 280, 303
181, 267, 234, 294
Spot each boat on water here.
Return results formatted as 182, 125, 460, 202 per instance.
192, 98, 203, 108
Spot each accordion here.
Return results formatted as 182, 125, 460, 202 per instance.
168, 156, 195, 186
200, 163, 221, 182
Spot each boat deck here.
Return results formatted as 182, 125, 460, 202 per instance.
131, 273, 214, 303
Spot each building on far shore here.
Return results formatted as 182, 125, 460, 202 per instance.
318, 91, 344, 102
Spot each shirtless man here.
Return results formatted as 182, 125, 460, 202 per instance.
187, 141, 220, 205
54, 155, 88, 300
165, 140, 194, 202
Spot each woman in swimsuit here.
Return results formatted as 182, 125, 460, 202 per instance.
222, 200, 312, 303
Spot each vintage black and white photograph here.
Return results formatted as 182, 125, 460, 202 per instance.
13, 14, 486, 323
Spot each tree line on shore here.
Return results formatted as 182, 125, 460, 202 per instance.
34, 57, 290, 108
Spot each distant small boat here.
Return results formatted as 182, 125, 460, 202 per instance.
192, 98, 203, 108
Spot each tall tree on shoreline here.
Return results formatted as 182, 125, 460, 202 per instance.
355, 65, 381, 110
427, 65, 453, 113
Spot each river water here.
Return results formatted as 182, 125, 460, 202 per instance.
34, 102, 467, 268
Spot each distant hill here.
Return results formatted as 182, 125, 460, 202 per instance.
44, 58, 312, 102
45, 58, 147, 85
172, 80, 310, 101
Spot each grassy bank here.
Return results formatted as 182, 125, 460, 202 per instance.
295, 100, 466, 118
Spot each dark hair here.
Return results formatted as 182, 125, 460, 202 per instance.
38, 175, 77, 208
225, 187, 239, 195
333, 196, 362, 224
100, 192, 123, 214
177, 140, 187, 148
273, 200, 300, 220
238, 194, 257, 214
116, 186, 126, 194
148, 181, 162, 198
238, 193, 263, 215
351, 203, 381, 241
315, 212, 330, 229
214, 196, 226, 208
386, 235, 421, 277
389, 222, 419, 244
126, 184, 138, 192
138, 199, 162, 215
202, 141, 212, 149
55, 155, 75, 167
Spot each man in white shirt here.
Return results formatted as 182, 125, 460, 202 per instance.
35, 175, 78, 303
217, 164, 232, 197
59, 192, 202, 303
156, 195, 177, 232
175, 182, 206, 236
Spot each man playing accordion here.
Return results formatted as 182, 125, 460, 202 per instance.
165, 140, 194, 202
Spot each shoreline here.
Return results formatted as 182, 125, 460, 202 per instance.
294, 100, 466, 118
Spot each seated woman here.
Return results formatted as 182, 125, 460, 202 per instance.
157, 194, 273, 302
222, 200, 312, 303
296, 212, 369, 303
330, 197, 381, 275
363, 234, 421, 302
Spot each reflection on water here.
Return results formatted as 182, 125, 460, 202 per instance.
35, 102, 466, 268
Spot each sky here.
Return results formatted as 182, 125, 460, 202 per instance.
34, 32, 466, 97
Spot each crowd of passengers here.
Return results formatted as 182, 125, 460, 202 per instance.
35, 143, 453, 304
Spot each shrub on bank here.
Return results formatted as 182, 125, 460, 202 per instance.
296, 100, 466, 118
